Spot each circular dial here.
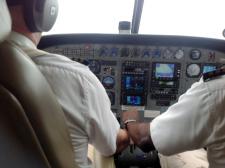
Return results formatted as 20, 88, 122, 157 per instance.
152, 49, 161, 58
131, 48, 141, 57
88, 60, 101, 74
99, 47, 109, 57
186, 64, 201, 77
120, 48, 130, 57
142, 49, 151, 57
163, 48, 173, 59
175, 49, 184, 59
102, 76, 115, 89
190, 49, 201, 60
110, 47, 119, 57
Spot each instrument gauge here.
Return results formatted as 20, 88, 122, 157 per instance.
110, 47, 119, 57
190, 49, 201, 60
102, 76, 115, 89
120, 48, 130, 57
175, 49, 184, 59
88, 60, 101, 74
131, 48, 141, 57
186, 64, 201, 77
163, 48, 173, 59
142, 49, 151, 58
152, 49, 161, 58
98, 47, 109, 57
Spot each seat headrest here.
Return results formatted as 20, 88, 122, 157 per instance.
0, 0, 11, 43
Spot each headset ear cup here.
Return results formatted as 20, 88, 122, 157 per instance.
23, 0, 58, 32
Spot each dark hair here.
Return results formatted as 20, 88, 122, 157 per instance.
6, 0, 23, 6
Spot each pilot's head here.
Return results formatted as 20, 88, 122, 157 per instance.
6, 0, 58, 44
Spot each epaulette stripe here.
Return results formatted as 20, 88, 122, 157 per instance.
203, 68, 225, 82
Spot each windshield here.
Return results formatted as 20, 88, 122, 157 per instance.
47, 0, 225, 39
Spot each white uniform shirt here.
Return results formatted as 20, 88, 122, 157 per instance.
7, 32, 120, 168
151, 77, 225, 168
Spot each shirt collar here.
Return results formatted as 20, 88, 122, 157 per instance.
7, 31, 37, 49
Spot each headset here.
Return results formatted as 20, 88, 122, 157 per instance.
7, 0, 58, 32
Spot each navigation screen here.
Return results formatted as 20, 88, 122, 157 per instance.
125, 75, 144, 92
203, 65, 216, 73
126, 96, 141, 105
155, 63, 175, 78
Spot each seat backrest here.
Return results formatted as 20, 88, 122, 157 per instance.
0, 0, 76, 167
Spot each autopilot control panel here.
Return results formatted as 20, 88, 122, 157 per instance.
38, 34, 225, 167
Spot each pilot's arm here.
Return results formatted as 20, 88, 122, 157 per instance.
122, 109, 155, 153
82, 67, 130, 156
35, 56, 130, 159
123, 79, 218, 155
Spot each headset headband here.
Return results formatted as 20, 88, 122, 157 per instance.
6, 0, 22, 6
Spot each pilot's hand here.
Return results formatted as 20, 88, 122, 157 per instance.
125, 122, 155, 153
122, 108, 155, 153
122, 108, 139, 124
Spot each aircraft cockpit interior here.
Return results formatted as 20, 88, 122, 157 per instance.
39, 33, 225, 168
3, 0, 225, 167
37, 0, 225, 167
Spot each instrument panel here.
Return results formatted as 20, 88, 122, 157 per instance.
38, 34, 225, 167
39, 34, 225, 121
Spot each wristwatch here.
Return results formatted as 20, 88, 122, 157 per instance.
124, 119, 136, 129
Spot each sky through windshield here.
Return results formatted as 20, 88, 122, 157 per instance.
47, 0, 225, 40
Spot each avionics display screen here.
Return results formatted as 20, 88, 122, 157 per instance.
155, 63, 175, 78
125, 75, 144, 92
203, 65, 216, 73
126, 96, 142, 105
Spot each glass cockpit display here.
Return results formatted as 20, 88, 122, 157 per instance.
203, 65, 217, 73
124, 75, 145, 92
152, 63, 180, 87
155, 63, 175, 78
126, 96, 142, 105
121, 61, 149, 106
150, 62, 181, 103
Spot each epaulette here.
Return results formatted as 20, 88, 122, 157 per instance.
203, 67, 225, 82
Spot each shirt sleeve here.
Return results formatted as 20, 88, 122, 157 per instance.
34, 56, 120, 157
150, 80, 216, 155
82, 70, 120, 156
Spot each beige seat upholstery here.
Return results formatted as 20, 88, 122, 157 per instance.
88, 145, 116, 168
0, 0, 76, 167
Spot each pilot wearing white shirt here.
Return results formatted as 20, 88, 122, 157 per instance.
123, 71, 225, 168
6, 0, 130, 167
